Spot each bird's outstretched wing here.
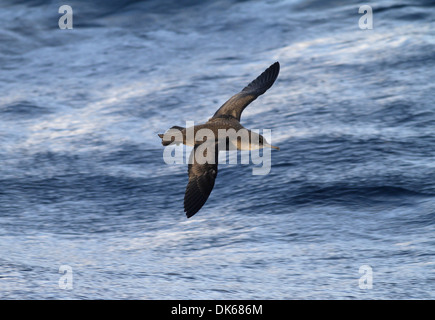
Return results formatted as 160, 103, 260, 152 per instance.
211, 61, 280, 122
184, 141, 219, 218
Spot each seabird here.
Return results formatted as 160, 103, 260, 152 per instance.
158, 62, 280, 218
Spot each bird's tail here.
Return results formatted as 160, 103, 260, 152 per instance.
158, 126, 185, 146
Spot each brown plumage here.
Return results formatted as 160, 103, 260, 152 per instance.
159, 62, 280, 218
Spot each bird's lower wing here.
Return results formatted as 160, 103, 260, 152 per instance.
184, 141, 219, 218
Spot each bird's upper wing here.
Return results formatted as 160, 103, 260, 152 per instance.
184, 141, 219, 218
211, 61, 280, 122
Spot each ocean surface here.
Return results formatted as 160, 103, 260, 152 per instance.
1, 0, 434, 299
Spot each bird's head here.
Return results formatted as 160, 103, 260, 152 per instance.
248, 131, 280, 151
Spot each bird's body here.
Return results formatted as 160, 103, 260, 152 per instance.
158, 62, 280, 218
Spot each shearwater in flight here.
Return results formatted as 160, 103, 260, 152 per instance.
159, 62, 280, 218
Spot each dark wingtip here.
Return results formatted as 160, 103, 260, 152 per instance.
184, 198, 201, 218
241, 61, 280, 95
269, 61, 280, 75
185, 206, 199, 218
269, 61, 280, 78
184, 194, 206, 219
185, 211, 195, 218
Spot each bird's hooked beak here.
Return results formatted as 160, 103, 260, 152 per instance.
265, 143, 280, 150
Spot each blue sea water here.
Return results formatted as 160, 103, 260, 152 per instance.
0, 0, 434, 299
